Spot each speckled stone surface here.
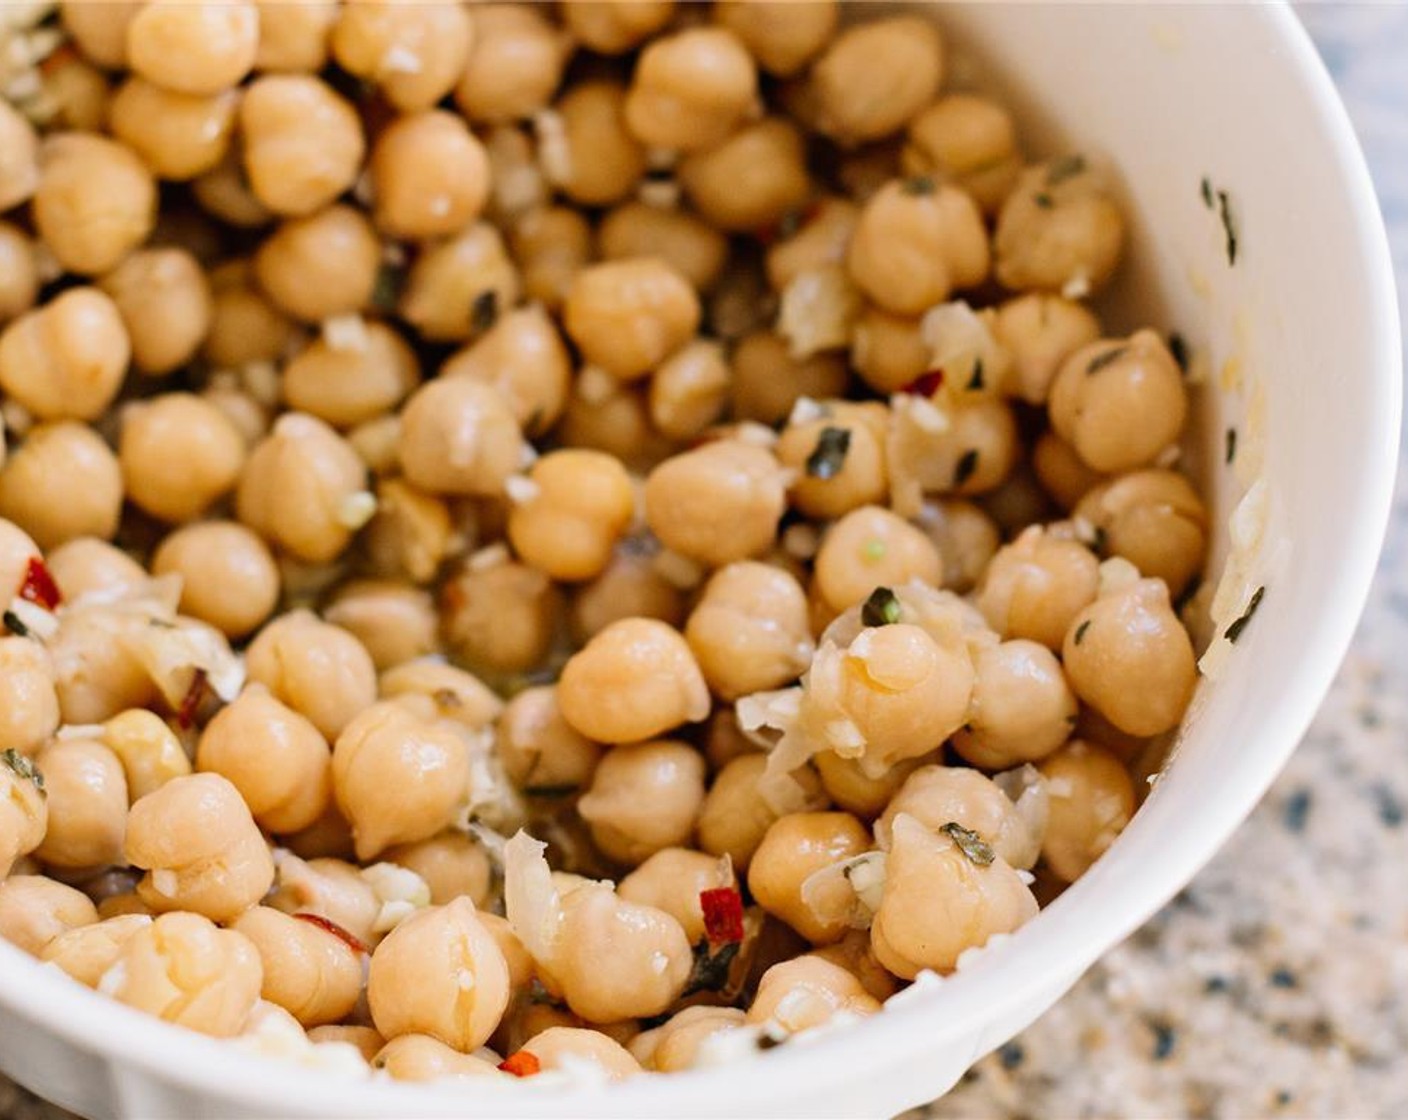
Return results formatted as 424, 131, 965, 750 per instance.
2, 8, 1405, 1120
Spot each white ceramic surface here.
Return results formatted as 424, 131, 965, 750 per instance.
0, 5, 1398, 1118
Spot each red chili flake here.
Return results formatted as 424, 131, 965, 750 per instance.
40, 43, 80, 77
18, 557, 61, 611
292, 912, 369, 957
498, 1051, 542, 1078
901, 369, 945, 398
175, 669, 208, 730
700, 887, 745, 945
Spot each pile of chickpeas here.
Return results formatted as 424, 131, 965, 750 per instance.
0, 0, 1211, 1085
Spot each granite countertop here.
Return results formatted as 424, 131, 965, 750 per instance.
3, 7, 1405, 1120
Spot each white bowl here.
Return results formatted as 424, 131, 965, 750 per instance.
0, 4, 1398, 1118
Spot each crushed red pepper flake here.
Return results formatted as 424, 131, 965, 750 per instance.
176, 669, 208, 730
292, 912, 369, 957
498, 1051, 542, 1077
901, 369, 945, 398
18, 556, 61, 611
700, 886, 745, 945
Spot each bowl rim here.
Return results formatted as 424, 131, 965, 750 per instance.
0, 4, 1400, 1118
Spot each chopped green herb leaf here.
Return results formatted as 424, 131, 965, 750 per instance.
1225, 427, 1238, 465
1200, 176, 1214, 208
861, 586, 901, 627
805, 426, 851, 480
683, 938, 741, 996
902, 175, 936, 196
1046, 154, 1087, 186
1168, 332, 1190, 372
940, 822, 995, 866
471, 289, 499, 333
966, 357, 985, 391
863, 538, 887, 562
1033, 192, 1054, 210
953, 448, 979, 487
1216, 189, 1238, 264
1, 748, 44, 795
1074, 619, 1092, 645
1086, 345, 1128, 375
2, 610, 30, 638
1224, 586, 1265, 643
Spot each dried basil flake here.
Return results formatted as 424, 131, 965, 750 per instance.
805, 426, 851, 480
953, 448, 979, 487
1200, 176, 1214, 209
1217, 189, 1238, 265
1033, 191, 1054, 210
1223, 586, 1264, 643
941, 822, 995, 866
1225, 427, 1238, 465
966, 357, 985, 391
1073, 619, 1092, 645
1, 748, 44, 794
2, 610, 30, 638
861, 586, 901, 628
683, 938, 740, 996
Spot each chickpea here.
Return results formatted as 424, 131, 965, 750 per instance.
559, 382, 675, 472
507, 450, 634, 583
30, 738, 127, 871
714, 1, 837, 77
812, 750, 926, 822
37, 49, 111, 132
440, 305, 573, 435
1074, 469, 1208, 595
808, 928, 898, 1003
764, 197, 856, 295
45, 538, 144, 602
61, 1, 142, 70
399, 380, 524, 501
441, 559, 561, 679
380, 659, 504, 733
618, 848, 732, 945
268, 853, 380, 949
678, 118, 811, 233
846, 180, 989, 316
645, 441, 787, 568
631, 1005, 747, 1073
118, 393, 245, 523
363, 479, 452, 586
1049, 331, 1188, 474
977, 525, 1101, 651
151, 522, 278, 639
0, 287, 129, 422
698, 754, 826, 872
192, 149, 275, 230
254, 205, 379, 322
990, 294, 1102, 406
0, 519, 41, 601
283, 321, 419, 430
374, 1034, 503, 1081
509, 207, 593, 312
0, 638, 60, 756
96, 248, 211, 377
496, 686, 601, 794
0, 224, 38, 325
383, 833, 492, 910
599, 204, 727, 294
1062, 577, 1197, 737
108, 79, 236, 181
398, 223, 521, 343
251, 0, 336, 72
624, 28, 757, 153
0, 101, 38, 212
812, 507, 941, 614
1032, 432, 1107, 512
99, 709, 191, 802
547, 882, 691, 1021
549, 81, 647, 207
1039, 741, 1136, 882
40, 913, 151, 988
105, 911, 262, 1037
570, 547, 686, 644
125, 773, 274, 922
196, 686, 331, 836
645, 340, 729, 441
0, 423, 123, 549
951, 640, 1077, 770
686, 562, 813, 701
565, 258, 700, 381
577, 740, 706, 865
777, 403, 889, 520
994, 158, 1126, 294
0, 751, 48, 879
0, 875, 99, 956
559, 619, 709, 745
748, 811, 870, 945
202, 267, 295, 367
561, 1, 673, 54
369, 112, 489, 240
747, 956, 880, 1034
914, 500, 997, 595
307, 1024, 385, 1063
455, 5, 566, 124
901, 95, 1022, 216
245, 610, 378, 740
809, 16, 943, 144
236, 413, 367, 564
231, 906, 364, 1028
331, 0, 473, 112
367, 898, 509, 1050
240, 75, 363, 217
732, 330, 848, 425
325, 582, 438, 672
519, 1027, 642, 1080
47, 607, 157, 725
126, 1, 257, 95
